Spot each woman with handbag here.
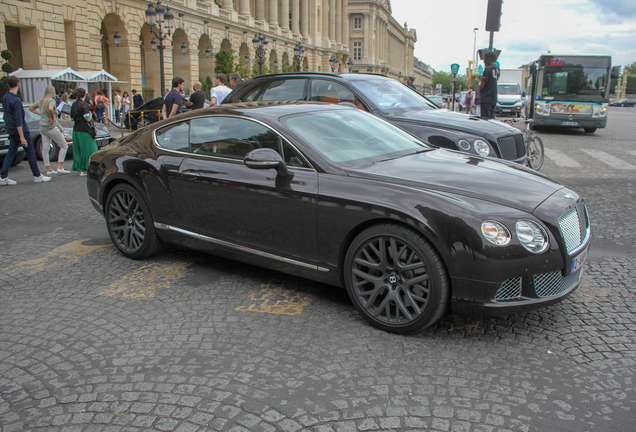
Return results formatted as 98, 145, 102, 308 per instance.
29, 85, 70, 174
70, 88, 98, 176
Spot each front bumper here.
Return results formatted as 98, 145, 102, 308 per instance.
533, 114, 607, 129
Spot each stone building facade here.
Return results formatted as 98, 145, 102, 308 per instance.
1, 0, 428, 98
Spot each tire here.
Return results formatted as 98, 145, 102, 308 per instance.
136, 117, 151, 130
34, 137, 43, 160
584, 127, 597, 133
48, 141, 61, 162
527, 136, 544, 171
105, 183, 163, 259
344, 224, 449, 334
10, 151, 25, 167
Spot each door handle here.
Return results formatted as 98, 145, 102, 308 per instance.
182, 170, 200, 177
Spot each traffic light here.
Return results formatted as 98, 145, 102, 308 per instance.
485, 0, 503, 32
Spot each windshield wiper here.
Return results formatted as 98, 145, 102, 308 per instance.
373, 148, 431, 163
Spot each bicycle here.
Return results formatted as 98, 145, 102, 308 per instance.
501, 116, 544, 170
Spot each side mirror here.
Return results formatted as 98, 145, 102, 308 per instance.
611, 66, 621, 79
244, 148, 290, 177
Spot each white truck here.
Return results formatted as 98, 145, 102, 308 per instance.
496, 69, 525, 117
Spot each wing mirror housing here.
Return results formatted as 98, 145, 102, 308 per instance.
244, 148, 290, 177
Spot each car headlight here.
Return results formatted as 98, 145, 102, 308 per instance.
515, 220, 549, 253
474, 140, 490, 157
458, 139, 471, 151
63, 128, 73, 140
481, 221, 511, 246
535, 102, 550, 116
592, 105, 607, 118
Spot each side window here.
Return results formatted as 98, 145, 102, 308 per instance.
282, 141, 311, 169
239, 84, 267, 102
311, 79, 366, 110
190, 117, 280, 160
155, 121, 190, 152
260, 79, 306, 101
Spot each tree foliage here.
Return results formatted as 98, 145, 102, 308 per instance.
235, 58, 251, 81
432, 71, 469, 93
624, 62, 636, 74
214, 49, 234, 77
0, 49, 16, 101
200, 75, 213, 98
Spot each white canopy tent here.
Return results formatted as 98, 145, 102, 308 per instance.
9, 68, 124, 120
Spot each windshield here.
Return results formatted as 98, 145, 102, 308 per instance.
282, 109, 428, 166
348, 78, 436, 111
538, 56, 610, 102
498, 84, 521, 95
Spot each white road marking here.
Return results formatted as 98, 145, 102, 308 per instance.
544, 148, 582, 168
579, 149, 636, 170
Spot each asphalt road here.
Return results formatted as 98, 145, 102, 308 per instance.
1, 106, 635, 432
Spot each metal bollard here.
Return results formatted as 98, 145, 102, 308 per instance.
157, 109, 161, 121
128, 111, 132, 132
120, 112, 124, 137
140, 111, 144, 130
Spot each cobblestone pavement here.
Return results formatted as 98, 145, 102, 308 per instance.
1, 107, 635, 431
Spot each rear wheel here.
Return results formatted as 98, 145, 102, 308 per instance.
34, 137, 43, 160
584, 127, 597, 133
136, 117, 151, 130
527, 136, 544, 170
344, 224, 449, 334
105, 184, 163, 259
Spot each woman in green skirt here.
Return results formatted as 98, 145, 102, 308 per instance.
70, 88, 98, 176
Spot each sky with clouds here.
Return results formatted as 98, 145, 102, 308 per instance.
389, 0, 636, 73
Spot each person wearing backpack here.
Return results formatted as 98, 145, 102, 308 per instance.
94, 90, 109, 123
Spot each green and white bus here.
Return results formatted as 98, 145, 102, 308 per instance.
526, 53, 619, 133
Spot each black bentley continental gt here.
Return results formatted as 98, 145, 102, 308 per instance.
87, 102, 590, 334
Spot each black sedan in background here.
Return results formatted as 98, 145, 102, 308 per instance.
124, 96, 195, 130
88, 102, 589, 334
609, 98, 636, 107
222, 72, 527, 165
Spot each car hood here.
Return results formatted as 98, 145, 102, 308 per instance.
343, 149, 563, 212
381, 108, 518, 137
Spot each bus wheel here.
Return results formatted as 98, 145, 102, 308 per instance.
584, 128, 597, 133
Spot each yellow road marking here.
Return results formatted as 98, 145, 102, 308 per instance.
236, 282, 313, 315
99, 261, 190, 298
3, 239, 112, 275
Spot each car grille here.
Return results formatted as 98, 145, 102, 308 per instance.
494, 277, 522, 300
494, 268, 583, 301
499, 101, 516, 106
558, 201, 589, 255
534, 268, 583, 297
496, 134, 526, 160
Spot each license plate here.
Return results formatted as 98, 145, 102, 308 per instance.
0, 139, 7, 147
562, 121, 578, 126
570, 245, 589, 274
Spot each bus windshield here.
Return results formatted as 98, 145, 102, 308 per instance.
538, 56, 610, 102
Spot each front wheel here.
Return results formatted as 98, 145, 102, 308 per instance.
584, 127, 597, 133
344, 224, 449, 334
527, 136, 544, 170
105, 184, 163, 259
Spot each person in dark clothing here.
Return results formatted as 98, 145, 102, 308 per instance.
187, 82, 206, 110
162, 77, 185, 119
479, 51, 500, 119
132, 89, 145, 109
407, 77, 416, 90
229, 73, 245, 92
1, 76, 51, 185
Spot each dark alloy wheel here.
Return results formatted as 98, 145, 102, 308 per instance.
344, 224, 449, 333
105, 184, 163, 259
136, 117, 152, 130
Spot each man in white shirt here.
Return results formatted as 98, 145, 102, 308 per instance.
210, 73, 232, 106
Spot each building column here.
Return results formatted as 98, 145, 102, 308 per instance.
343, 0, 349, 44
222, 0, 234, 9
329, 0, 336, 42
280, 0, 289, 29
256, 0, 265, 20
291, 0, 300, 34
370, 12, 376, 63
335, 0, 342, 43
269, 0, 279, 26
322, 0, 329, 45
301, 0, 309, 36
240, 0, 251, 15
363, 13, 369, 61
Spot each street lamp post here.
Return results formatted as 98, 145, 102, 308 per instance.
347, 58, 354, 73
145, 1, 175, 98
329, 54, 337, 73
252, 33, 269, 75
293, 42, 305, 72
472, 27, 478, 74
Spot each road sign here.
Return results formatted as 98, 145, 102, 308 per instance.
436, 84, 442, 89
451, 78, 457, 82
478, 65, 484, 74
451, 63, 460, 75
